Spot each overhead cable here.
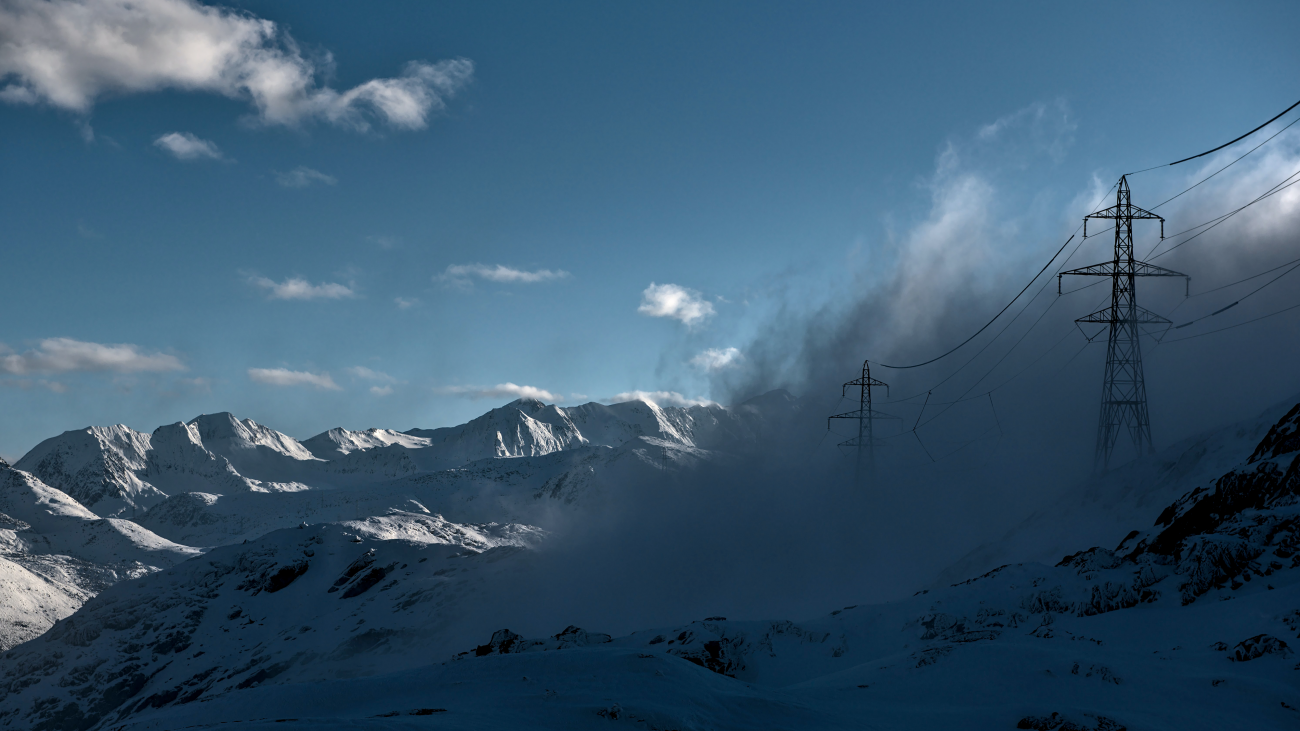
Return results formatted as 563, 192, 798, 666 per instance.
1127, 96, 1300, 175
875, 234, 1075, 370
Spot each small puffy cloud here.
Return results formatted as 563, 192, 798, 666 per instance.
638, 283, 715, 327
247, 275, 355, 300
437, 382, 561, 403
275, 166, 336, 188
369, 385, 393, 397
438, 263, 569, 289
247, 367, 340, 390
0, 338, 184, 374
153, 132, 222, 160
394, 297, 419, 309
0, 0, 474, 131
608, 390, 717, 408
690, 347, 742, 371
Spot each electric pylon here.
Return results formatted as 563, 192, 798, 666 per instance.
1059, 175, 1189, 471
828, 360, 899, 482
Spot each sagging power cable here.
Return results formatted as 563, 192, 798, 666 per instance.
875, 235, 1075, 370
1127, 96, 1300, 175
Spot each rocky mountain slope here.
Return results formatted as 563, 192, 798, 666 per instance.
3, 399, 1299, 729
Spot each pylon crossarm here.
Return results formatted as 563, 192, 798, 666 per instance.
843, 376, 888, 388
1075, 304, 1172, 326
1085, 203, 1163, 221
1060, 262, 1117, 278
829, 409, 901, 421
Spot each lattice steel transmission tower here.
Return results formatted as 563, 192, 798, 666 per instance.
1059, 175, 1188, 471
828, 360, 899, 481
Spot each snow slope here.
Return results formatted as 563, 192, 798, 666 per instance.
3, 401, 1299, 729
137, 436, 694, 546
938, 395, 1299, 586
301, 428, 432, 460
0, 460, 200, 650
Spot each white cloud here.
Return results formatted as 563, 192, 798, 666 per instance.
394, 297, 419, 309
438, 263, 570, 289
0, 338, 184, 374
345, 366, 397, 384
608, 390, 717, 408
247, 275, 355, 300
369, 385, 393, 397
153, 131, 222, 160
638, 283, 715, 327
690, 347, 743, 371
0, 0, 473, 131
437, 382, 561, 403
247, 367, 340, 390
275, 166, 336, 188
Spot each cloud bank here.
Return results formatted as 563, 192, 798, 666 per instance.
0, 338, 184, 374
638, 283, 715, 327
0, 0, 473, 131
247, 275, 355, 300
247, 368, 340, 391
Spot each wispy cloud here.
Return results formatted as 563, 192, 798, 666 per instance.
0, 338, 184, 374
638, 283, 715, 327
247, 368, 340, 390
275, 166, 336, 188
394, 297, 419, 309
438, 263, 570, 289
247, 274, 355, 300
0, 378, 68, 393
608, 390, 716, 408
437, 382, 561, 403
346, 366, 397, 384
153, 131, 222, 161
690, 347, 743, 371
0, 0, 474, 131
346, 366, 403, 396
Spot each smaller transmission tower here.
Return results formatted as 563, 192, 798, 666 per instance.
829, 360, 899, 482
1059, 175, 1188, 471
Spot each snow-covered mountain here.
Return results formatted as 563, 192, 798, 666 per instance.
301, 428, 431, 460
11, 394, 799, 540
2, 397, 1298, 729
0, 459, 199, 650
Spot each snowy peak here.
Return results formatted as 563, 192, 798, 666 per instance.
14, 424, 162, 517
301, 427, 432, 460
188, 412, 318, 462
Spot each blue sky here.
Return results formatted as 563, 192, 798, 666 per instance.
3, 0, 1300, 459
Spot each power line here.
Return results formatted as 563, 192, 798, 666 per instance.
1160, 299, 1300, 343
1148, 163, 1300, 261
1148, 113, 1300, 212
1169, 259, 1300, 331
1127, 96, 1300, 174
875, 234, 1076, 369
